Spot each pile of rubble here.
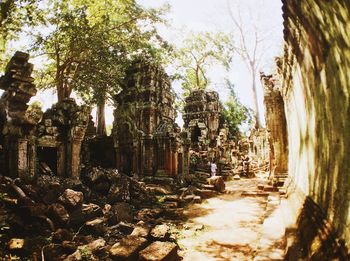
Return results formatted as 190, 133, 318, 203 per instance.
0, 164, 228, 260
0, 167, 172, 260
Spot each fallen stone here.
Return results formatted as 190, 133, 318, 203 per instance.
85, 218, 104, 226
131, 221, 150, 238
193, 196, 201, 203
207, 176, 225, 192
109, 236, 147, 260
108, 202, 133, 225
8, 238, 24, 250
233, 174, 241, 180
257, 184, 264, 190
117, 221, 135, 234
201, 184, 215, 190
66, 238, 106, 260
136, 208, 163, 221
183, 195, 195, 202
59, 189, 83, 209
162, 202, 178, 208
146, 184, 172, 195
150, 224, 170, 241
70, 203, 102, 226
195, 189, 217, 199
163, 195, 179, 202
263, 185, 279, 192
52, 228, 73, 243
48, 203, 70, 226
279, 189, 287, 195
87, 238, 106, 252
184, 223, 204, 231
139, 241, 179, 261
62, 241, 77, 254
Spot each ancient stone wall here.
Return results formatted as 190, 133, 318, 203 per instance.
0, 52, 90, 179
183, 90, 220, 152
282, 0, 350, 257
37, 99, 90, 177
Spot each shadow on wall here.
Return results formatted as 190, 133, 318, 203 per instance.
283, 0, 350, 246
285, 197, 349, 261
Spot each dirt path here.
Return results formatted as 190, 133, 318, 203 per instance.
176, 178, 287, 261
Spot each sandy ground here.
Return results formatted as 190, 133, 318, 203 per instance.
177, 177, 287, 261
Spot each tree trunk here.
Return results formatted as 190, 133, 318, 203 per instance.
96, 98, 107, 136
251, 68, 261, 129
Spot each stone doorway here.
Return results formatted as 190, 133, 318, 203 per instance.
37, 146, 58, 175
191, 125, 201, 144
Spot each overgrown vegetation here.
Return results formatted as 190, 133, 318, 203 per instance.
222, 79, 252, 139
174, 31, 234, 96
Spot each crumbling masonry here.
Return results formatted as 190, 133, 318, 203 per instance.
0, 52, 90, 179
112, 60, 182, 177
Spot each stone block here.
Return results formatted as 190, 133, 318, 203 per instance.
139, 241, 179, 261
195, 189, 217, 199
131, 221, 151, 238
48, 203, 70, 226
207, 176, 225, 192
109, 236, 147, 260
150, 224, 170, 241
59, 189, 84, 209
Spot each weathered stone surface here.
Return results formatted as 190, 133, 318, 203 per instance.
59, 189, 83, 209
117, 221, 135, 235
135, 208, 163, 221
207, 176, 225, 192
195, 189, 216, 199
163, 195, 179, 202
139, 241, 179, 261
112, 60, 181, 177
52, 228, 73, 243
233, 174, 241, 180
85, 218, 104, 227
109, 236, 147, 260
201, 184, 215, 190
69, 203, 102, 226
279, 0, 350, 255
131, 221, 151, 238
66, 238, 106, 261
162, 202, 178, 209
150, 224, 170, 241
193, 196, 201, 203
8, 238, 25, 250
107, 202, 133, 225
48, 203, 70, 226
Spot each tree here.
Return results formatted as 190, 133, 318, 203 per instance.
227, 0, 264, 129
175, 31, 234, 96
33, 0, 171, 135
222, 79, 252, 139
0, 0, 42, 69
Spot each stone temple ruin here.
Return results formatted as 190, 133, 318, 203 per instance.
112, 60, 182, 178
0, 52, 91, 179
0, 53, 265, 182
2, 1, 350, 259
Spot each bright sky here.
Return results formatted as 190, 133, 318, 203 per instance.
138, 0, 284, 127
4, 0, 284, 129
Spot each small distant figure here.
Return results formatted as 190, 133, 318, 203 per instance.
210, 160, 218, 177
242, 155, 251, 177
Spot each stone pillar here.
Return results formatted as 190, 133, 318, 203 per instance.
261, 73, 288, 177
0, 52, 38, 179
